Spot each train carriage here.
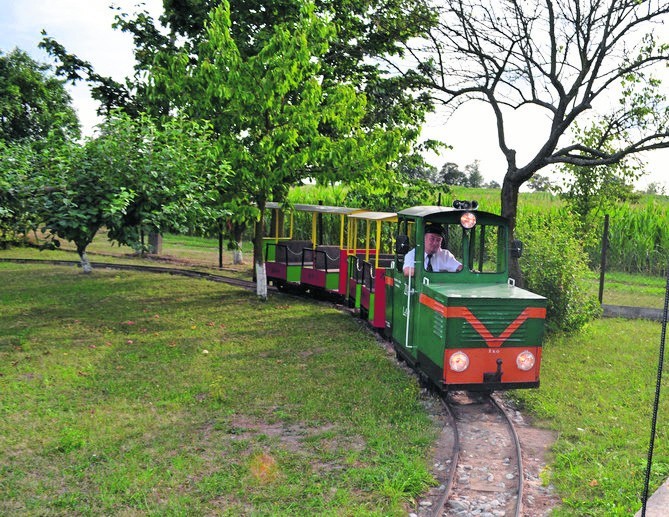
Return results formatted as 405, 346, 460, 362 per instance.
346, 211, 397, 328
299, 205, 360, 295
264, 202, 360, 296
264, 202, 312, 290
385, 202, 546, 392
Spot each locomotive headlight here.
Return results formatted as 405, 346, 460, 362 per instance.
449, 351, 470, 372
460, 212, 477, 229
516, 350, 536, 371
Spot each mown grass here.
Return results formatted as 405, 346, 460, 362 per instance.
0, 263, 436, 515
512, 317, 669, 515
585, 270, 668, 308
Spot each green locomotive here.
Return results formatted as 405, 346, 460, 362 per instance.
385, 202, 546, 391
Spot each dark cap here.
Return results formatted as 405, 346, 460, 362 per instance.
425, 223, 443, 236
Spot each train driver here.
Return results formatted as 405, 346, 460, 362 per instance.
403, 223, 463, 276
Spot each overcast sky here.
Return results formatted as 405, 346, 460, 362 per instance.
1, 0, 667, 190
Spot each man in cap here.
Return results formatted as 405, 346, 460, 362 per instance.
403, 223, 463, 276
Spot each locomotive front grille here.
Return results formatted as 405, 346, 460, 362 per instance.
453, 304, 532, 347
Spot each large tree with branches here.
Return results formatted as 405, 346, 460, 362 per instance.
402, 0, 669, 281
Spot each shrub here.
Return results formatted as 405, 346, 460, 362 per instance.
517, 211, 602, 333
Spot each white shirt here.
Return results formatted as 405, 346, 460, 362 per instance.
403, 247, 462, 273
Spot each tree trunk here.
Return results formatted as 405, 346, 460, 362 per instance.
233, 247, 243, 265
232, 223, 245, 265
148, 232, 162, 254
501, 176, 523, 286
77, 246, 93, 274
254, 207, 268, 300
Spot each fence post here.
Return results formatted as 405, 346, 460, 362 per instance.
218, 220, 224, 269
598, 214, 609, 304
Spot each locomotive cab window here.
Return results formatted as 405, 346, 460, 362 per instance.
429, 223, 464, 273
468, 223, 506, 273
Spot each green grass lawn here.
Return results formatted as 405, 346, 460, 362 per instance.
596, 270, 668, 308
0, 263, 436, 515
2, 240, 669, 515
512, 317, 669, 515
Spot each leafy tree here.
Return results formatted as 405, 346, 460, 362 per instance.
150, 2, 402, 299
41, 0, 437, 136
397, 151, 440, 184
0, 48, 79, 144
558, 124, 642, 225
645, 182, 667, 196
440, 162, 466, 185
464, 160, 483, 188
98, 113, 230, 253
33, 113, 229, 272
526, 174, 553, 193
403, 0, 669, 283
484, 180, 501, 189
34, 138, 113, 272
0, 141, 38, 245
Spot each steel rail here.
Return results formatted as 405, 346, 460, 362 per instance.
489, 393, 524, 517
430, 394, 460, 517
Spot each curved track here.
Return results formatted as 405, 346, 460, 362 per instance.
425, 392, 524, 517
0, 257, 260, 291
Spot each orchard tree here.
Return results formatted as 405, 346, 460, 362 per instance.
401, 0, 669, 282
526, 174, 553, 193
0, 48, 79, 143
34, 114, 229, 272
91, 113, 230, 253
150, 2, 404, 299
0, 141, 38, 243
0, 49, 79, 244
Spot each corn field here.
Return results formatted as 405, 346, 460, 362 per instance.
599, 200, 669, 277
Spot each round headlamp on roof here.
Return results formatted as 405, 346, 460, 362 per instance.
460, 212, 477, 229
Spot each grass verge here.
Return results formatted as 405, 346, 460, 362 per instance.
0, 263, 436, 515
512, 317, 669, 515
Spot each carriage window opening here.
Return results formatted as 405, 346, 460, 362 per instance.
395, 218, 416, 271
469, 224, 505, 273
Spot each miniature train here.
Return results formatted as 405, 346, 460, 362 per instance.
264, 201, 546, 392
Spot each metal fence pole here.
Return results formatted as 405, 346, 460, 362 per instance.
641, 267, 669, 516
598, 214, 609, 304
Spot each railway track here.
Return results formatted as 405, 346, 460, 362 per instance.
421, 392, 524, 517
0, 257, 260, 291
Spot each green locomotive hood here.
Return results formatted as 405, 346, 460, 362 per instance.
418, 282, 547, 349
425, 282, 546, 303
